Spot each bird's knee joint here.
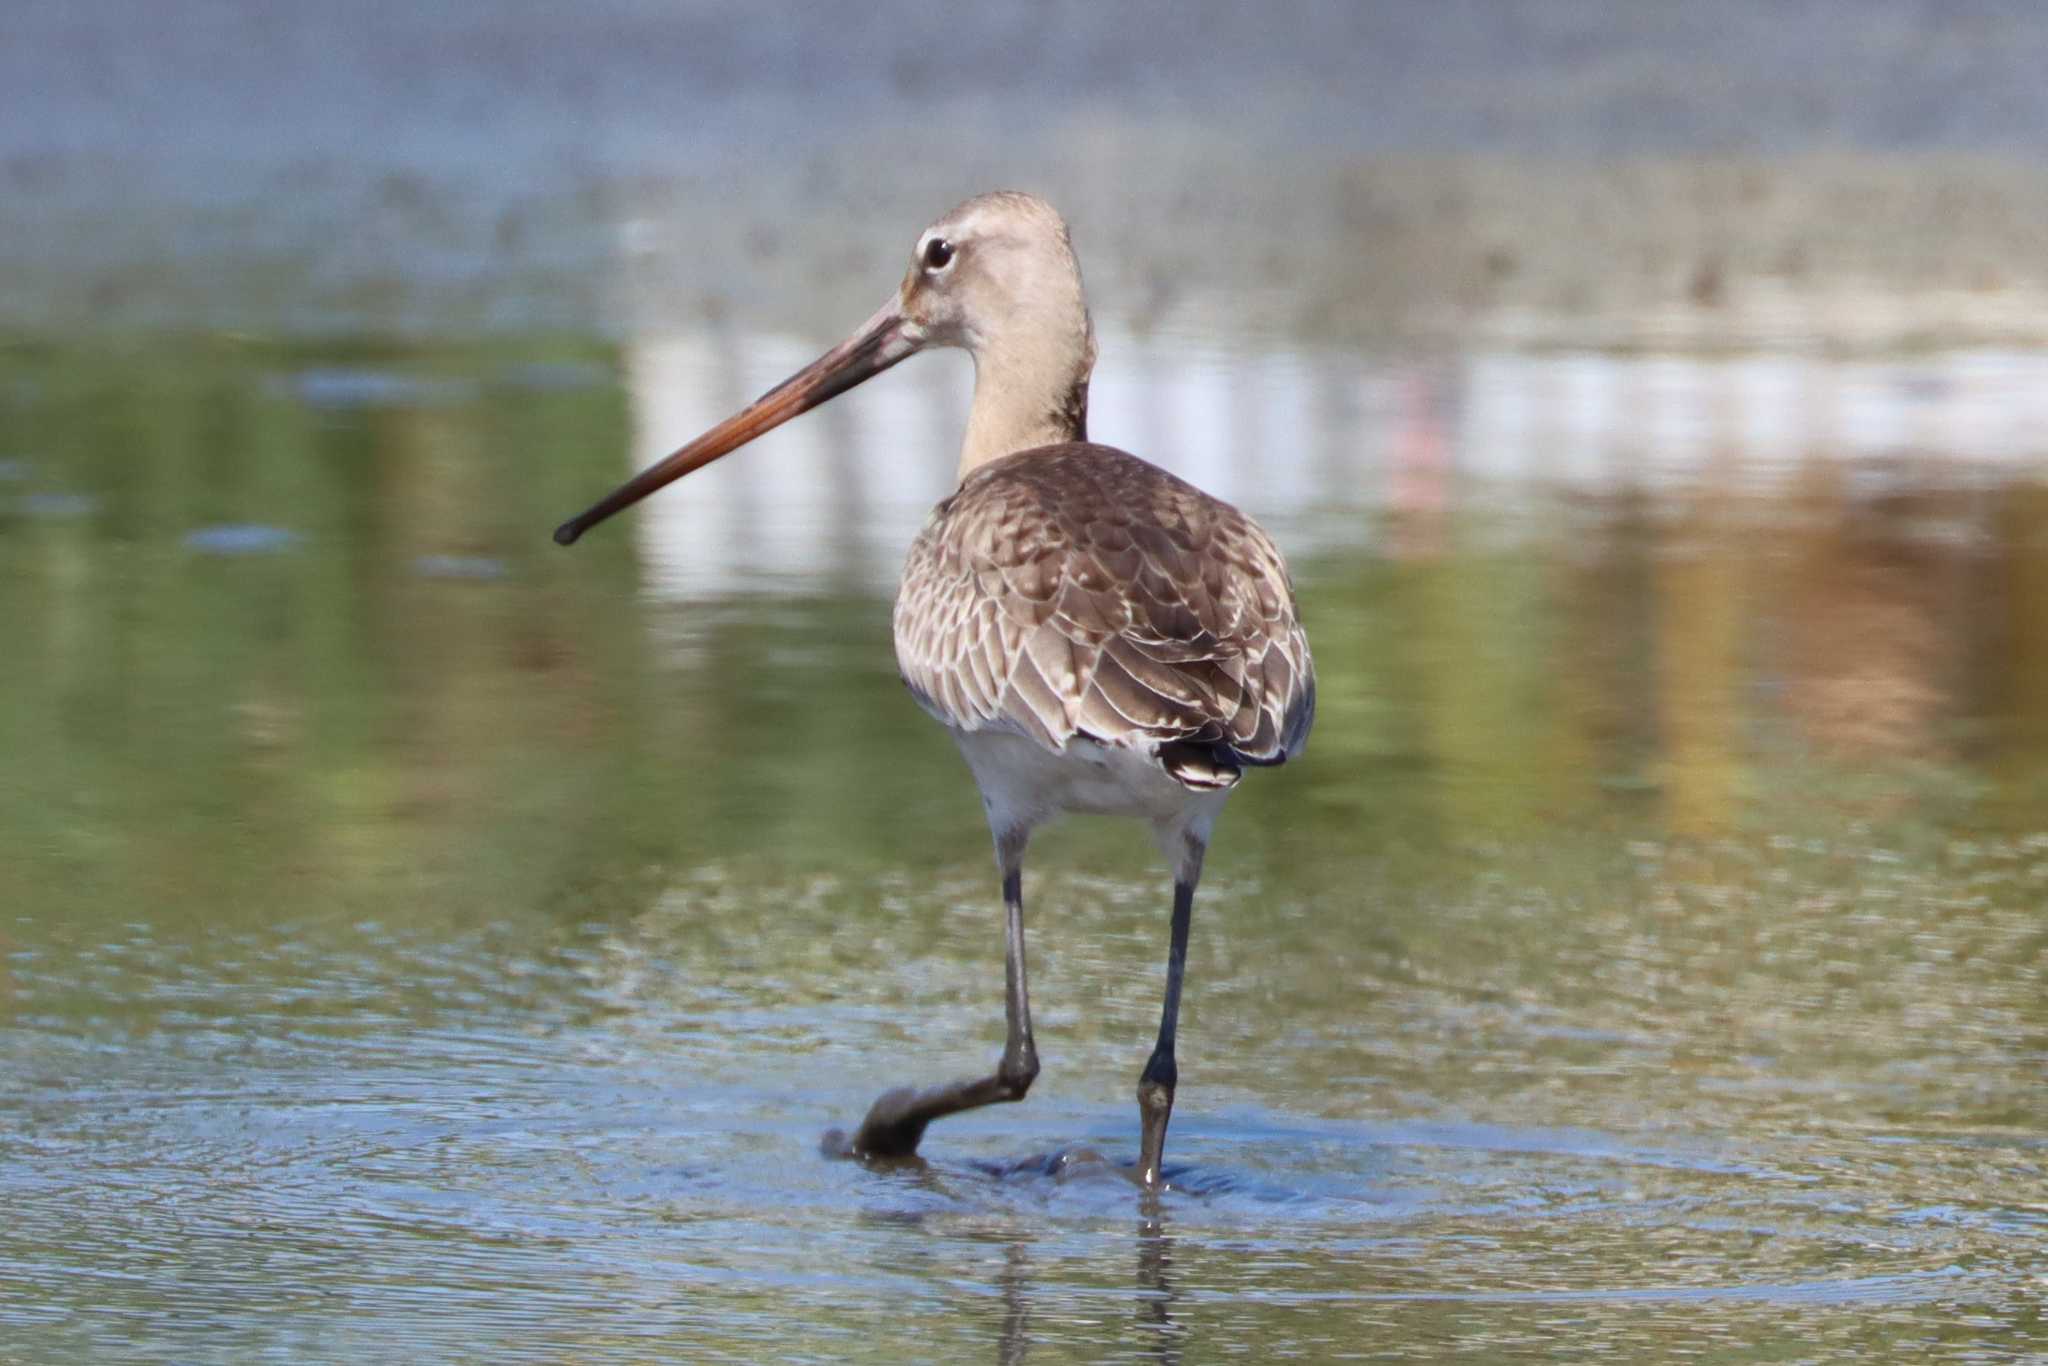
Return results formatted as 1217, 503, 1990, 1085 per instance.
1139, 1049, 1177, 1094
998, 1050, 1040, 1100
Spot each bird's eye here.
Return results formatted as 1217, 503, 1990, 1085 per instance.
923, 238, 955, 270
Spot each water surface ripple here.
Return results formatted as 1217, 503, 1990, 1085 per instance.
3, 336, 2046, 1360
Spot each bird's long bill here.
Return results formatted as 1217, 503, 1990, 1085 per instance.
553, 300, 921, 545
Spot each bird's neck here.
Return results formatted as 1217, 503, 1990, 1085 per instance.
958, 325, 1095, 478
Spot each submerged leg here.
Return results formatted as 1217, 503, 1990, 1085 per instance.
838, 832, 1039, 1159
1137, 835, 1206, 1188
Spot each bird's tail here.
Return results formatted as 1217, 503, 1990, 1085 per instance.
1157, 741, 1243, 792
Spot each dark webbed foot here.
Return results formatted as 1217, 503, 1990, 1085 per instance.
848, 1083, 944, 1160
824, 844, 1047, 1165
822, 1050, 1041, 1162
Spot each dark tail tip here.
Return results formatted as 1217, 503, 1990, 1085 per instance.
553, 521, 582, 546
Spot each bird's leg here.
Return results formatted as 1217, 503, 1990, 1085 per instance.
838, 840, 1039, 1160
1137, 836, 1205, 1188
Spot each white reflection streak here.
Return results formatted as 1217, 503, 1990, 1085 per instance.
846, 351, 967, 583
628, 333, 731, 597
1459, 352, 1529, 485
1080, 326, 1147, 495
1158, 347, 1236, 505
624, 330, 2048, 599
1730, 355, 1806, 482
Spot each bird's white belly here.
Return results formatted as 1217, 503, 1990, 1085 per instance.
950, 728, 1214, 834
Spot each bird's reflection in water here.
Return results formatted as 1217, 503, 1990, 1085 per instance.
986, 1207, 1183, 1366
1135, 1196, 1184, 1365
994, 1236, 1032, 1366
973, 1148, 1186, 1364
859, 1144, 1191, 1363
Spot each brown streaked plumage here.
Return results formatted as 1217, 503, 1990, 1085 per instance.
555, 190, 1314, 1189
895, 444, 1313, 787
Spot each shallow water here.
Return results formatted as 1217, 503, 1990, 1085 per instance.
2, 331, 2045, 1361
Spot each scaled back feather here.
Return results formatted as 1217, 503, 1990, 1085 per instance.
894, 444, 1315, 789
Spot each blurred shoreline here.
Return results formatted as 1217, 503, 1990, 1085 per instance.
10, 150, 2048, 350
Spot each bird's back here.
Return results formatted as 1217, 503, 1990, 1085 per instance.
894, 443, 1314, 790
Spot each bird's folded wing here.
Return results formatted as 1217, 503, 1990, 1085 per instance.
893, 445, 1314, 764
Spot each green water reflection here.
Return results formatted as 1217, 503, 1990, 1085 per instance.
2, 337, 2045, 1360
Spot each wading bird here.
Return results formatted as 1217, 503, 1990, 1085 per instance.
556, 192, 1313, 1186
